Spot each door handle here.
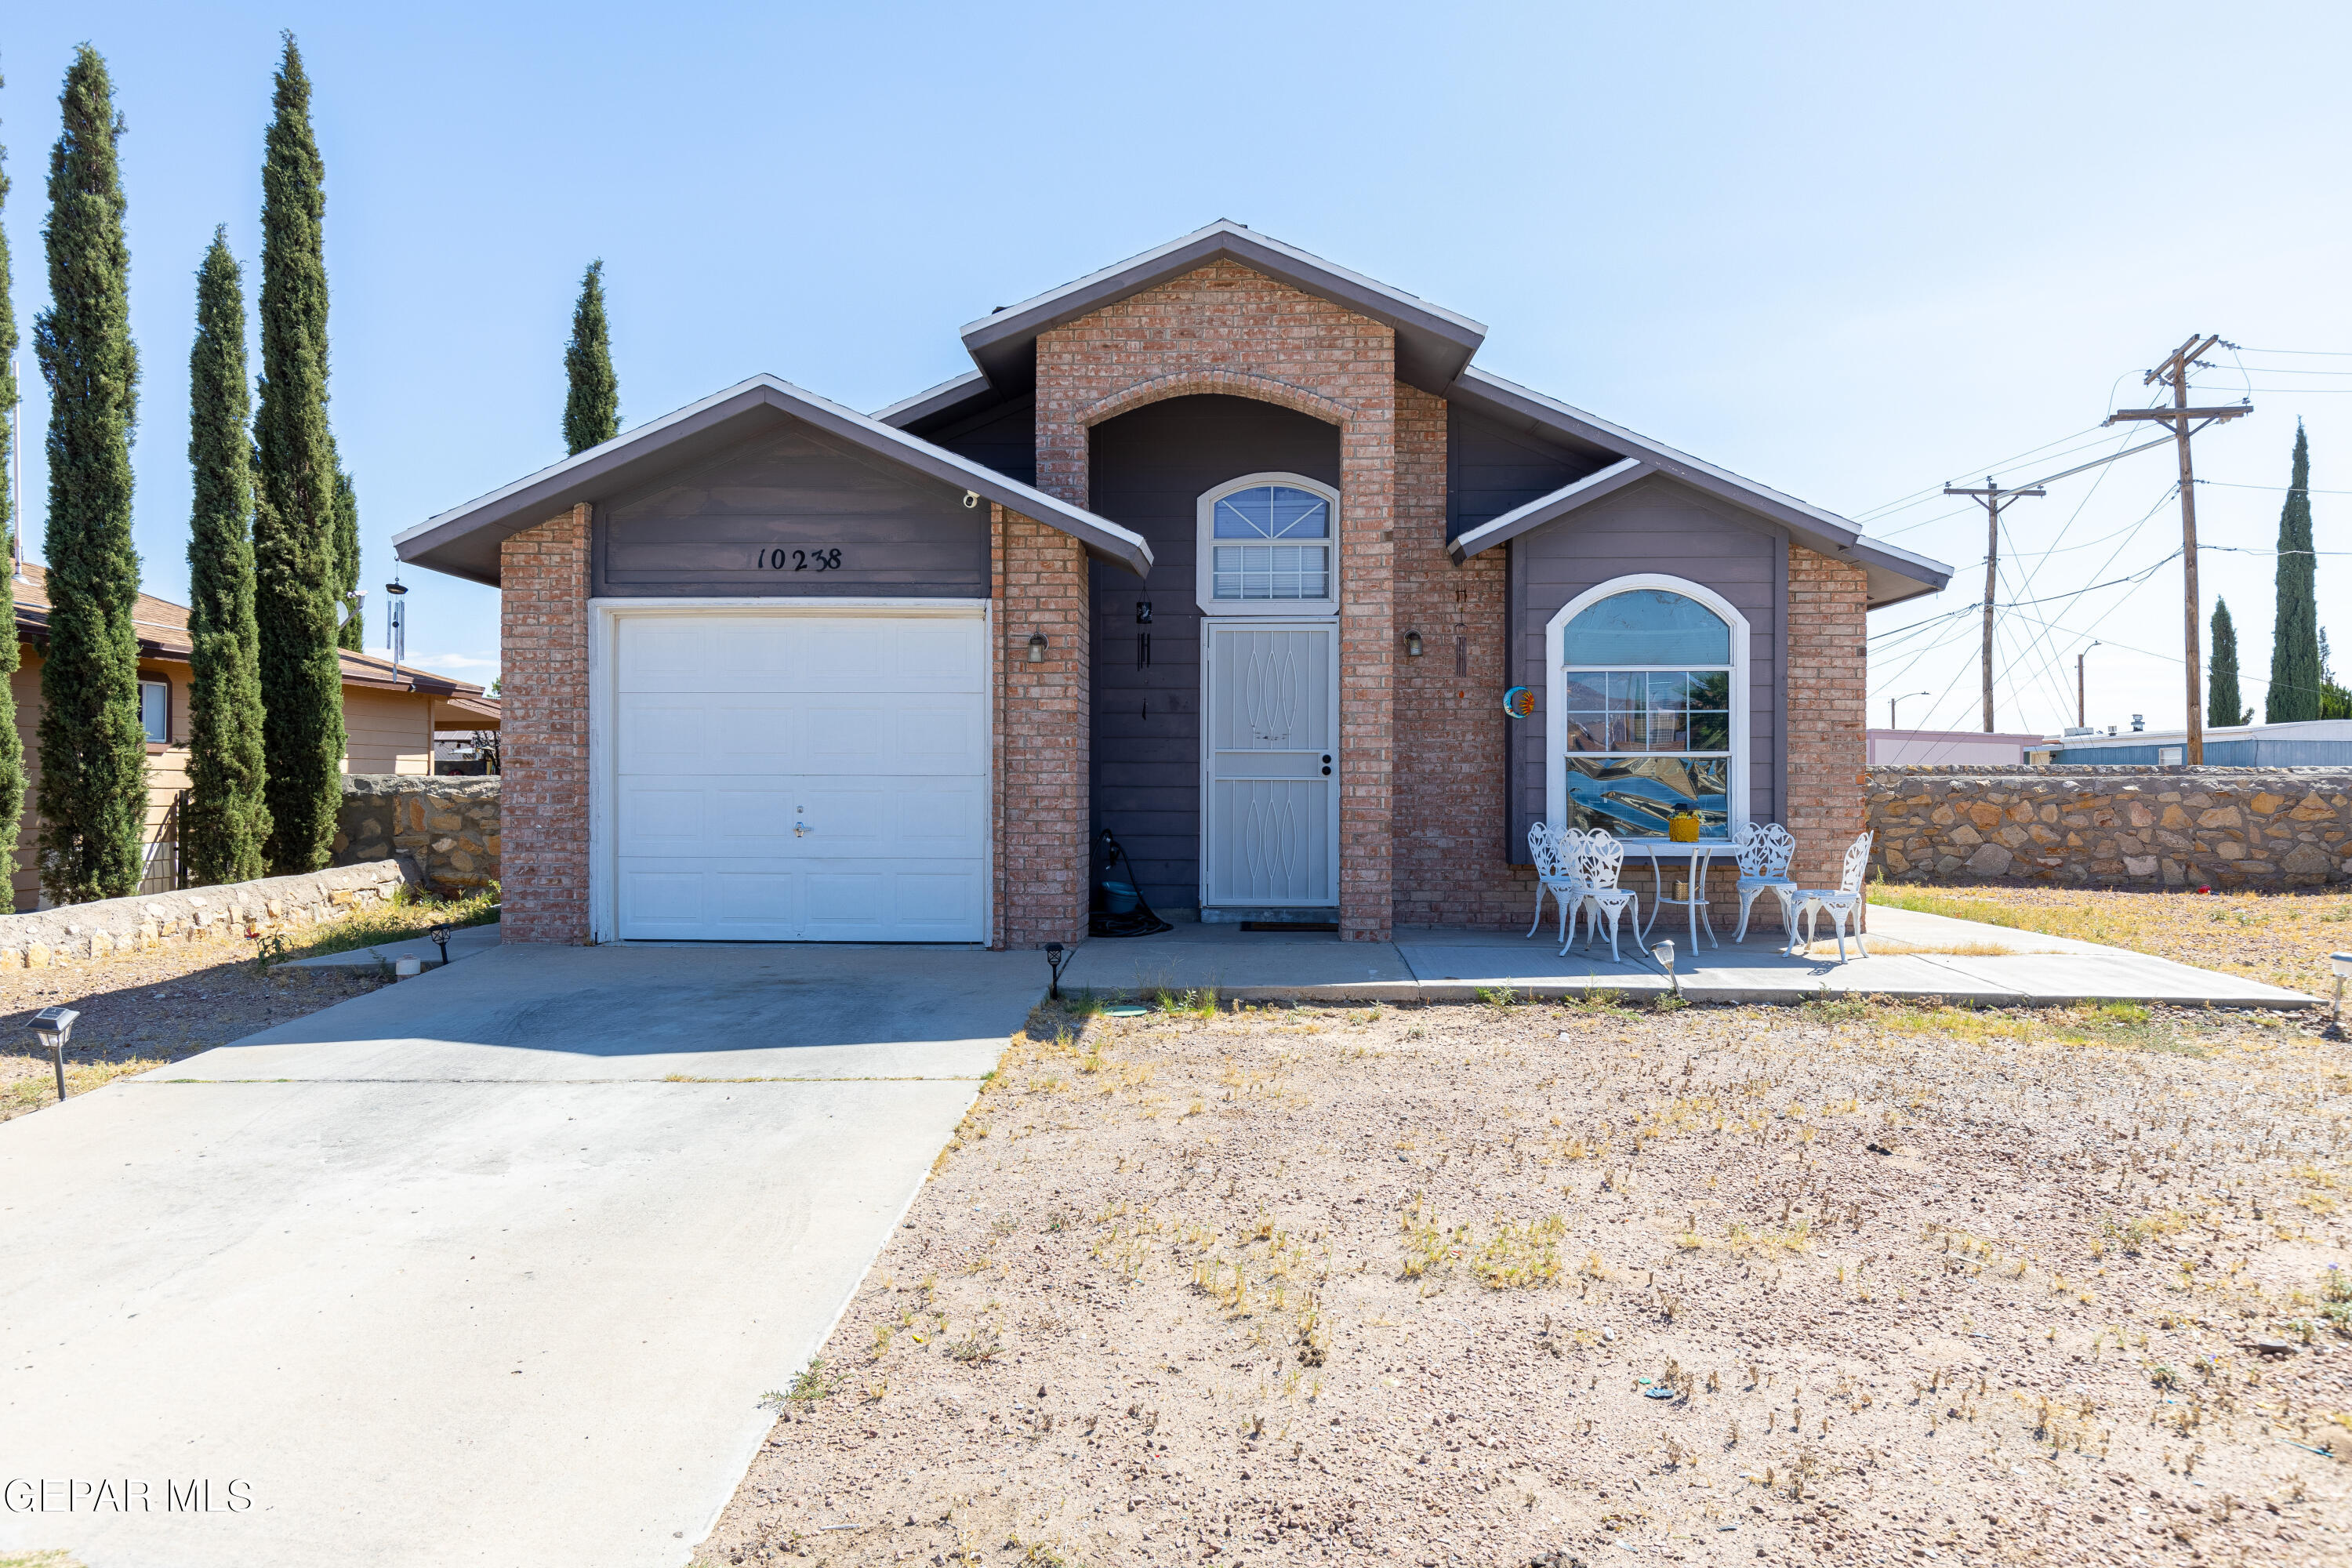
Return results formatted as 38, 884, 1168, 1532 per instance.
1321, 753, 1332, 776
794, 823, 812, 837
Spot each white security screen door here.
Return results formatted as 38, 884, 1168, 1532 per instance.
1201, 622, 1338, 909
612, 611, 987, 942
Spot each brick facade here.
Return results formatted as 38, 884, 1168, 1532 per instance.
498, 505, 592, 944
1784, 545, 1871, 887
992, 507, 1092, 949
1389, 384, 1531, 929
1033, 260, 1399, 940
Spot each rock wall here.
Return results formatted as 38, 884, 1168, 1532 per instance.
1867, 766, 2352, 888
0, 859, 410, 969
333, 775, 499, 892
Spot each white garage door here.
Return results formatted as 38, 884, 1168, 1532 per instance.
612, 611, 988, 942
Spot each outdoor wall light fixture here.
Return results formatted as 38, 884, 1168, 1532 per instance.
1026, 633, 1048, 663
1650, 939, 1679, 998
31, 1006, 78, 1104
1044, 941, 1069, 1000
1404, 630, 1425, 657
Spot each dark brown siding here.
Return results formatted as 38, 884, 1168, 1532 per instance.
1507, 475, 1786, 857
1447, 407, 1611, 543
1087, 395, 1342, 913
592, 416, 989, 598
909, 392, 1037, 488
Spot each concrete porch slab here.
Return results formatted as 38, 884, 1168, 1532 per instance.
1054, 916, 2316, 1009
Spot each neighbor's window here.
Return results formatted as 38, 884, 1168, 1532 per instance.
1202, 480, 1334, 607
1559, 589, 1733, 838
140, 679, 169, 745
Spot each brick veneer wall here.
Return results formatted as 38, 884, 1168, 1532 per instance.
1390, 384, 1534, 928
499, 505, 592, 943
1033, 260, 1399, 940
1784, 545, 1871, 888
993, 507, 1091, 949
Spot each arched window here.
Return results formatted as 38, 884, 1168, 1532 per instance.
1546, 577, 1749, 839
1196, 474, 1338, 615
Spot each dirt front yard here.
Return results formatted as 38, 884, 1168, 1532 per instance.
0, 939, 383, 1121
701, 993, 2352, 1567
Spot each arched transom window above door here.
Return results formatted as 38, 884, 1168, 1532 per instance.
1196, 474, 1339, 616
1545, 577, 1751, 840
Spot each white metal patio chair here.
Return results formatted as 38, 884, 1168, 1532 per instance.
1730, 822, 1798, 944
1784, 831, 1875, 962
1526, 823, 1587, 949
1564, 834, 1641, 964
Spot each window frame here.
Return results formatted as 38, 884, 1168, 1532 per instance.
138, 677, 172, 746
1544, 574, 1751, 840
1194, 472, 1341, 619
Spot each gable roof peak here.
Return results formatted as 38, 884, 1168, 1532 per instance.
958, 220, 1486, 396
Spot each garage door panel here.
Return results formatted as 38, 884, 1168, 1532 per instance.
712, 869, 800, 936
800, 864, 982, 942
710, 789, 799, 848
612, 612, 988, 942
618, 786, 706, 855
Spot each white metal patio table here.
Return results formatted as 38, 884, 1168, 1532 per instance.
1619, 839, 1722, 951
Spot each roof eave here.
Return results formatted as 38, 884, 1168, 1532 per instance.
395, 375, 1154, 584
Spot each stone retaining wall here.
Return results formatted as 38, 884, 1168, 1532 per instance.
1867, 766, 2352, 888
0, 860, 410, 969
332, 775, 499, 892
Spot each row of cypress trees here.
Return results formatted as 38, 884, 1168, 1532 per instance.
5, 38, 352, 903
2209, 422, 2350, 729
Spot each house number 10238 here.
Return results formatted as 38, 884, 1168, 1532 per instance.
756, 548, 844, 572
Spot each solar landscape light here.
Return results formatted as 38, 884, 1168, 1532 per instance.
1044, 941, 1069, 1001
2329, 951, 2352, 1037
430, 924, 452, 968
1651, 938, 1679, 999
31, 1006, 79, 1104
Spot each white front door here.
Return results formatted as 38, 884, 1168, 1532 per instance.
1200, 622, 1338, 909
610, 610, 988, 942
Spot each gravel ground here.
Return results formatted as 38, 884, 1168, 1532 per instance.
699, 995, 2352, 1567
0, 935, 383, 1121
1868, 884, 2352, 996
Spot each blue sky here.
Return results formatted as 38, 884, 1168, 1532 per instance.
5, 2, 2348, 735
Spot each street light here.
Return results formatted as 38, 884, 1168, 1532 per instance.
31, 1006, 78, 1104
1887, 691, 1932, 729
2076, 641, 2101, 729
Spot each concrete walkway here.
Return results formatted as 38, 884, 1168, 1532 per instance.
1059, 906, 2315, 1007
0, 942, 1044, 1568
279, 916, 505, 970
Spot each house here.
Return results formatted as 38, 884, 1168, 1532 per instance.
1867, 728, 2045, 766
395, 222, 1951, 948
2048, 718, 2352, 768
9, 562, 492, 907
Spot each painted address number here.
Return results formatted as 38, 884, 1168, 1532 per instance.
755, 548, 844, 572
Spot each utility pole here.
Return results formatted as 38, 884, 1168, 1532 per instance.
2076, 641, 2099, 728
1943, 478, 2047, 731
2107, 336, 2252, 764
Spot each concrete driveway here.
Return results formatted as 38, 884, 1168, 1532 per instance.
0, 942, 1047, 1568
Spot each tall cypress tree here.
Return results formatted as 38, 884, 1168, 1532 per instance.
2207, 597, 2249, 728
251, 34, 346, 873
0, 73, 30, 901
184, 230, 270, 884
33, 48, 147, 905
563, 259, 618, 455
2267, 420, 2321, 722
331, 464, 361, 649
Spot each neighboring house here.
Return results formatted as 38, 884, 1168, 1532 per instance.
395, 221, 1951, 949
1867, 729, 2044, 766
2049, 718, 2352, 768
9, 562, 490, 908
